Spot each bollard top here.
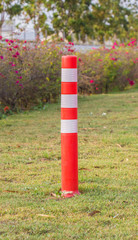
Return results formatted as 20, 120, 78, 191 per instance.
62, 55, 77, 68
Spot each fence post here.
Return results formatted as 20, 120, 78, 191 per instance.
61, 55, 80, 198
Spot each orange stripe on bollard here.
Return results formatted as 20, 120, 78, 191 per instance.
61, 108, 77, 120
61, 133, 78, 191
61, 82, 77, 94
62, 56, 77, 68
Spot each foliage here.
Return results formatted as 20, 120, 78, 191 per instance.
0, 0, 137, 42
0, 37, 65, 110
47, 0, 94, 42
22, 0, 53, 40
46, 0, 136, 43
0, 36, 137, 113
77, 40, 138, 94
92, 0, 131, 43
0, 104, 13, 119
0, 0, 22, 32
126, 0, 138, 40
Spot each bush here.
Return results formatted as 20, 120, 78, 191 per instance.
0, 37, 137, 114
77, 40, 138, 94
0, 39, 65, 111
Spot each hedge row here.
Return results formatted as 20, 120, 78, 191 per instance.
77, 40, 137, 94
0, 37, 137, 114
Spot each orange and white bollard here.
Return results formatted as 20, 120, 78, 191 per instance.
61, 55, 80, 198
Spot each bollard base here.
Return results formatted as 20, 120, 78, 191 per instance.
61, 190, 80, 198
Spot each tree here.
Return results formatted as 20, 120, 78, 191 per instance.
124, 0, 138, 40
22, 0, 53, 41
0, 0, 22, 35
92, 0, 131, 43
46, 0, 135, 43
47, 0, 94, 42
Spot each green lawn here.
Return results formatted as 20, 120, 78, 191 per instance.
0, 90, 137, 240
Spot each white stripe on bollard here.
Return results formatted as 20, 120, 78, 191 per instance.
61, 119, 78, 133
61, 94, 78, 108
61, 69, 77, 82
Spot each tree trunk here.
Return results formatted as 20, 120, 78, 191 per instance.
34, 26, 40, 42
0, 26, 2, 36
0, 12, 5, 35
105, 82, 109, 94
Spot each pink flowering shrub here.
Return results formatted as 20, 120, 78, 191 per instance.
0, 37, 71, 110
77, 40, 138, 94
0, 36, 137, 112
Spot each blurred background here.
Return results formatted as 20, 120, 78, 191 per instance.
0, 0, 137, 45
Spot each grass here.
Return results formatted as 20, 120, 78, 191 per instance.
0, 89, 137, 240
